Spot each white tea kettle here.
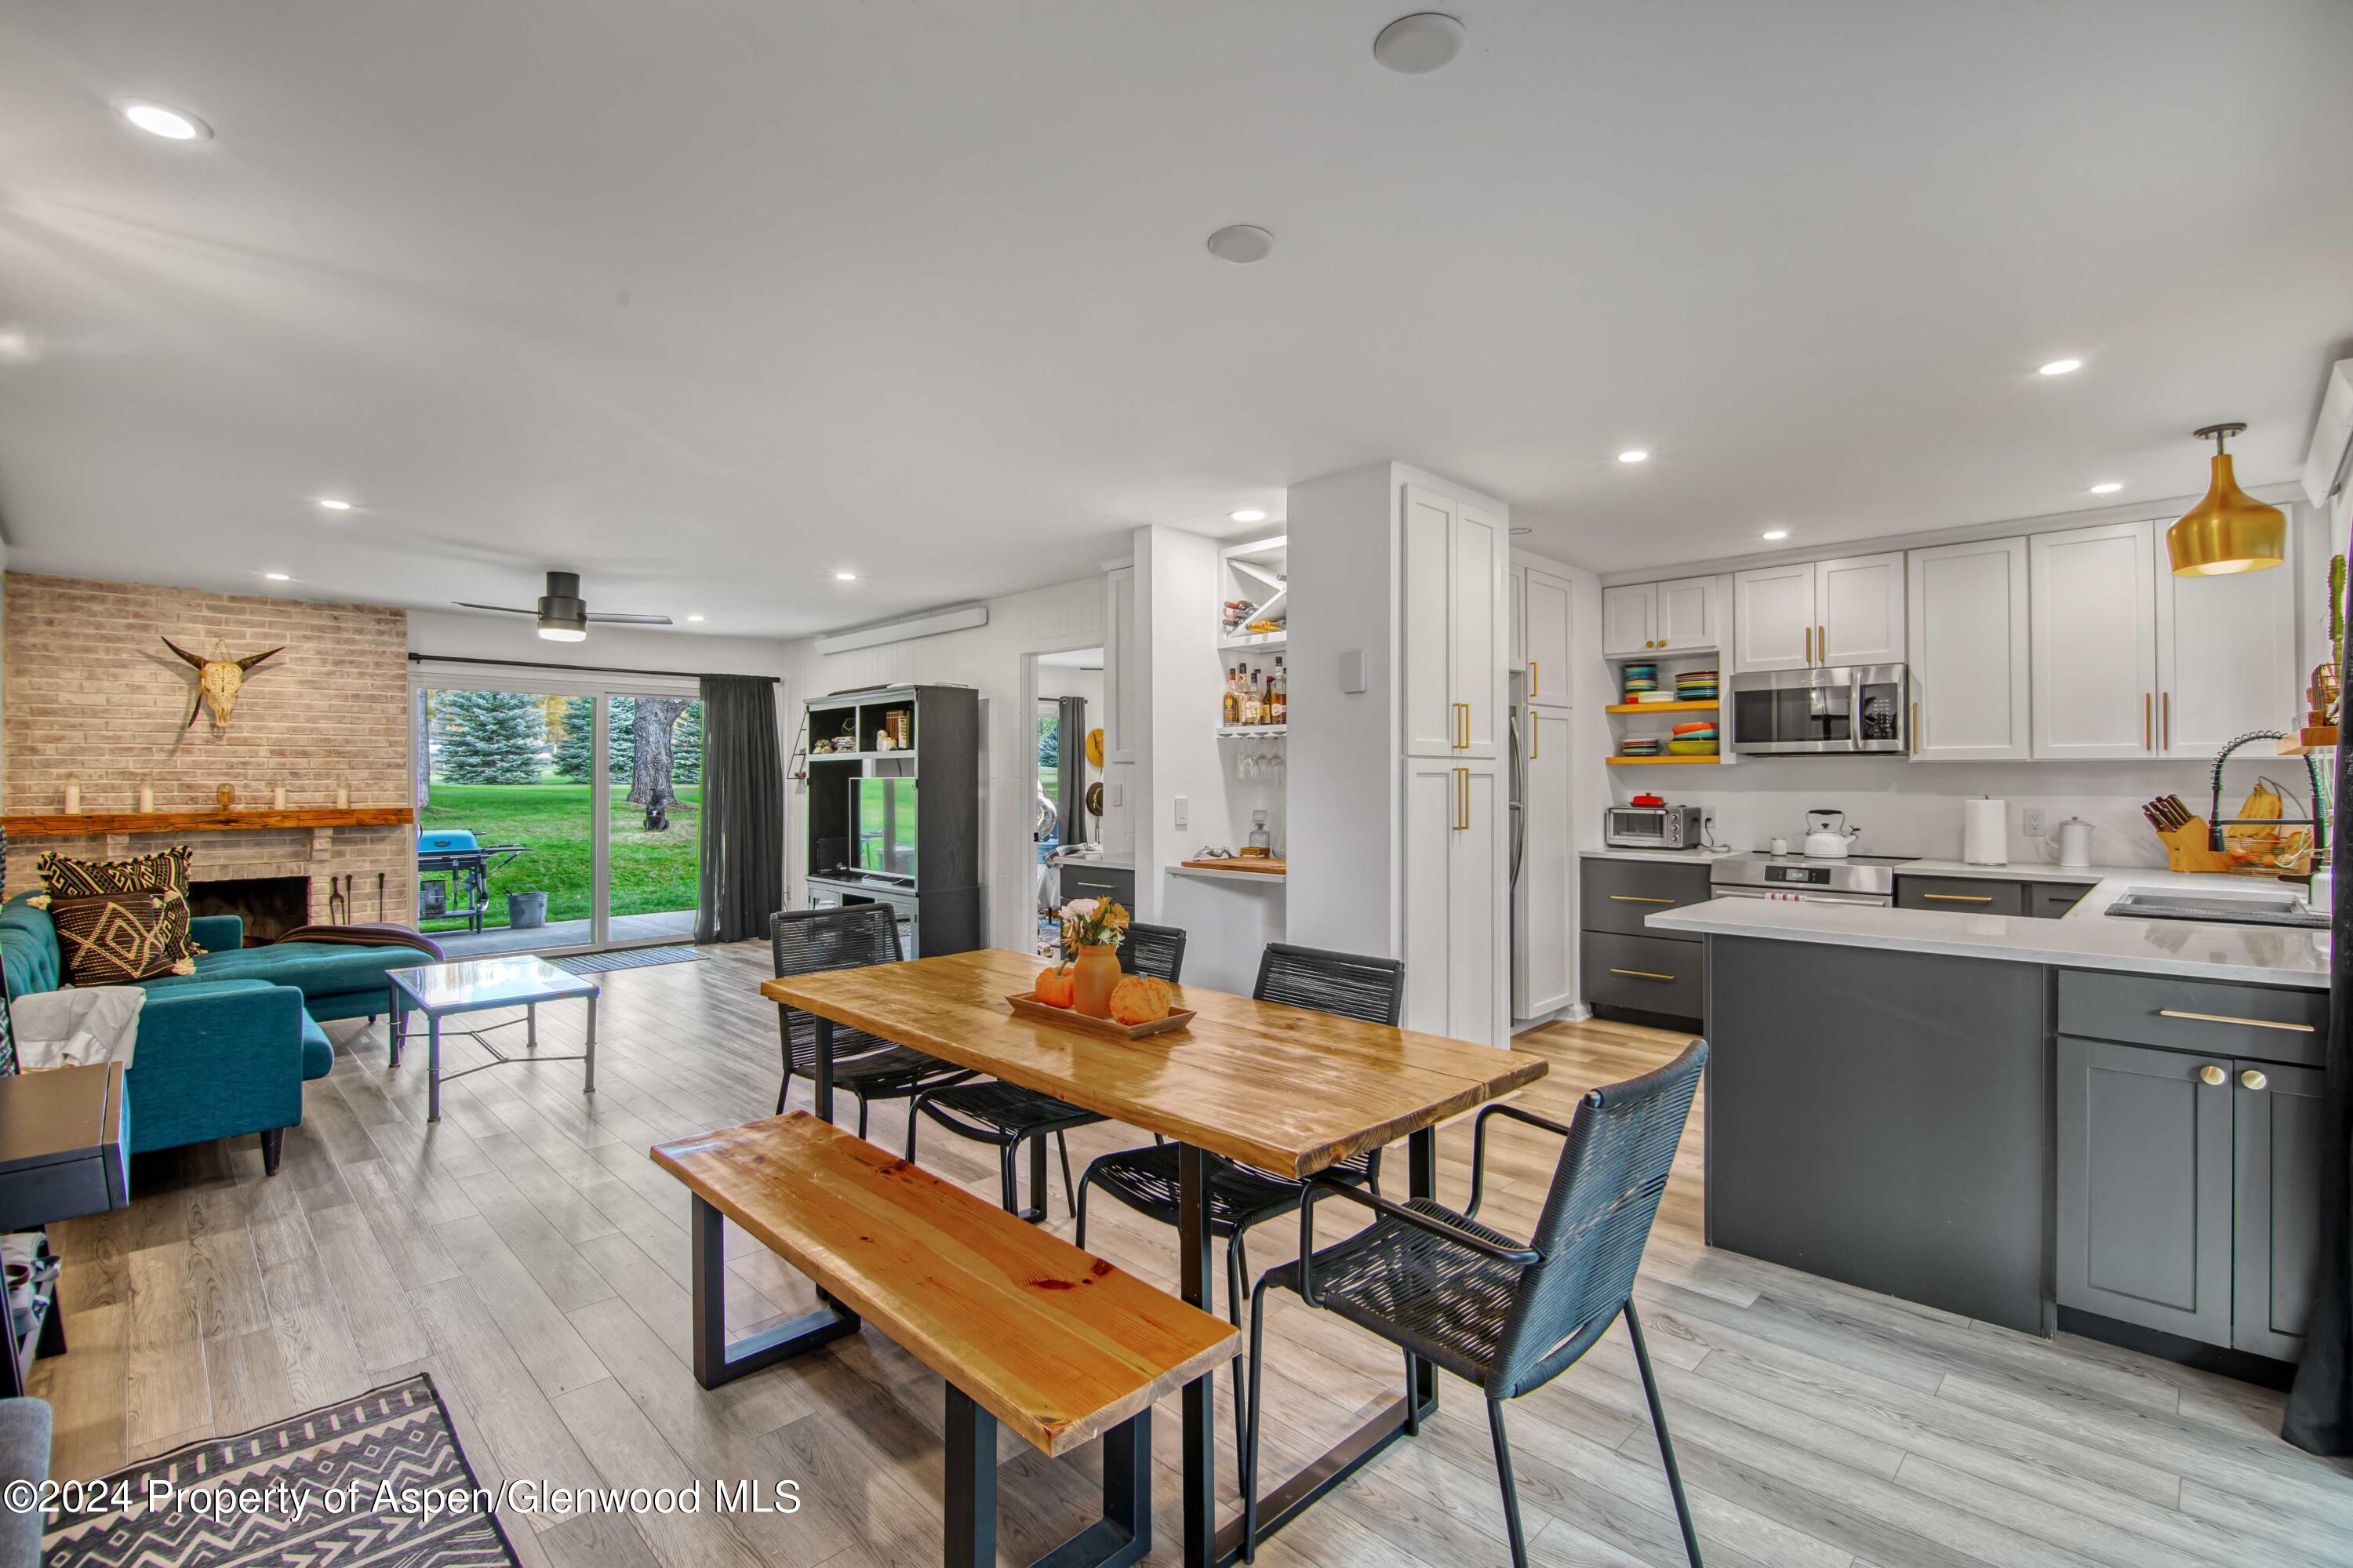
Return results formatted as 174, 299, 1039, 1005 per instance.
1802, 809, 1862, 859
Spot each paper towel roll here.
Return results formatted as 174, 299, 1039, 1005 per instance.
1963, 797, 2007, 866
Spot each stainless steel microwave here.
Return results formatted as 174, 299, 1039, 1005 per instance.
1729, 664, 1907, 755
1603, 803, 1704, 849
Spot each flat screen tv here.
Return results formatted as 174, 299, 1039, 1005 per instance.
851, 777, 918, 879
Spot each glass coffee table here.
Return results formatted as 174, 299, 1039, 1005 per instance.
387, 955, 598, 1122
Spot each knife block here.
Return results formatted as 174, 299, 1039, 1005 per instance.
2156, 820, 2234, 873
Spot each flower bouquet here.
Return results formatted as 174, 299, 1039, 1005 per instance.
1059, 897, 1131, 1015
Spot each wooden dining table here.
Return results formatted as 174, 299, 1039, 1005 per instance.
761, 947, 1547, 1568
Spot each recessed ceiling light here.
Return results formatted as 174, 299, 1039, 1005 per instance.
1230, 508, 1268, 523
315, 497, 352, 511
263, 571, 291, 581
117, 101, 209, 141
835, 570, 857, 581
1508, 526, 1532, 537
2038, 358, 2082, 377
1761, 529, 1789, 541
1373, 13, 1467, 74
2089, 482, 2123, 495
1206, 225, 1275, 264
1618, 449, 1649, 464
686, 614, 706, 622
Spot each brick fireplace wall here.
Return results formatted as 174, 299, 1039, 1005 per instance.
2, 573, 415, 926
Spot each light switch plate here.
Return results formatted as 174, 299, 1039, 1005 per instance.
1173, 795, 1188, 828
1110, 783, 1124, 806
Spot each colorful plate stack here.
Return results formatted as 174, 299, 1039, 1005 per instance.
1619, 736, 1663, 758
1667, 719, 1719, 755
1675, 668, 1718, 702
1621, 662, 1657, 701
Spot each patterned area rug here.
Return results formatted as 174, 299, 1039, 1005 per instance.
45, 1374, 518, 1568
552, 944, 705, 974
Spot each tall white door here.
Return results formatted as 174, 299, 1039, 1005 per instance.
1449, 765, 1502, 1046
2155, 558, 2297, 758
1455, 503, 1504, 758
1601, 584, 1656, 656
1513, 710, 1574, 1017
1400, 760, 1460, 1036
1523, 569, 1572, 708
1817, 552, 1906, 666
1733, 564, 1817, 671
1907, 537, 2031, 762
2031, 522, 2158, 759
1400, 488, 1457, 758
1508, 564, 1526, 671
1655, 576, 1718, 652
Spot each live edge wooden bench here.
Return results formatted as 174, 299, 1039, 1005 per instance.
652, 1111, 1240, 1568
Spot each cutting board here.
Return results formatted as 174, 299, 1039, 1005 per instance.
1180, 857, 1287, 875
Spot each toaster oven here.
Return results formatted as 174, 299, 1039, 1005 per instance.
1603, 803, 1704, 849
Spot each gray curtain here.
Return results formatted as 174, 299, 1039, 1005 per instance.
693, 675, 784, 944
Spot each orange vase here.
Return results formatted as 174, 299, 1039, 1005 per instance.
1072, 944, 1122, 1017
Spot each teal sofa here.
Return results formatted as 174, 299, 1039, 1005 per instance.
0, 894, 423, 1174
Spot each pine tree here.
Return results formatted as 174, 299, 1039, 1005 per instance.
606, 695, 636, 783
434, 690, 547, 784
551, 695, 596, 782
671, 701, 704, 786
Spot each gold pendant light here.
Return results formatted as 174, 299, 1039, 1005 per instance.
2166, 422, 2286, 576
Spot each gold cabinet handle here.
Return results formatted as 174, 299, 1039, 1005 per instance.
1922, 893, 1992, 903
1609, 894, 1675, 904
1609, 968, 1676, 981
1819, 623, 1827, 661
2241, 1068, 2268, 1091
2162, 691, 2169, 751
1453, 701, 1470, 749
1529, 660, 1539, 699
2198, 1064, 2226, 1086
2158, 1009, 2316, 1034
2144, 693, 2151, 750
1453, 766, 1469, 831
1531, 721, 1539, 760
1804, 625, 1812, 663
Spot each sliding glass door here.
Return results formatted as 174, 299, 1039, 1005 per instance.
412, 671, 702, 956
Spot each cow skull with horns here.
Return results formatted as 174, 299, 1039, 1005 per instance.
163, 638, 283, 729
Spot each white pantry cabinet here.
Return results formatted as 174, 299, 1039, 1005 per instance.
1511, 708, 1575, 1020
2030, 521, 2159, 759
1403, 759, 1504, 1045
2155, 557, 2297, 757
1402, 485, 1507, 759
1907, 537, 2031, 762
1522, 567, 1573, 708
1735, 553, 1904, 671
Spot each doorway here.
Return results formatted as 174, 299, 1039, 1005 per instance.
1030, 646, 1104, 957
413, 673, 704, 956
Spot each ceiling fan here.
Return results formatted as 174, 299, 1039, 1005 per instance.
455, 570, 672, 642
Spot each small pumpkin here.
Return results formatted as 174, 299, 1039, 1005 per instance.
1035, 964, 1077, 1008
1107, 973, 1174, 1025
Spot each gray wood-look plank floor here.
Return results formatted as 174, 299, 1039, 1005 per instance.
35, 942, 2353, 1566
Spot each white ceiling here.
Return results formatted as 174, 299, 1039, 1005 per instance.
1, 2, 2348, 635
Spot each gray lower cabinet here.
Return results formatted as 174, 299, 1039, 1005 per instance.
1580, 857, 1709, 1026
1582, 932, 1704, 1020
2056, 1005, 2326, 1361
1896, 875, 2024, 915
1058, 863, 1135, 908
2031, 882, 2091, 918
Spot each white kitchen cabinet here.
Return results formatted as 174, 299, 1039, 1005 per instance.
1654, 575, 1721, 652
1907, 537, 2031, 762
1508, 563, 1525, 671
1601, 584, 1657, 657
2155, 556, 2297, 757
2031, 521, 2158, 759
1403, 758, 1504, 1045
1511, 708, 1575, 1020
1733, 562, 1816, 671
1522, 567, 1573, 708
1402, 485, 1506, 759
1817, 552, 1906, 664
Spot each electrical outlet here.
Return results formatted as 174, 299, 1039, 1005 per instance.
2021, 807, 2045, 838
1173, 795, 1188, 829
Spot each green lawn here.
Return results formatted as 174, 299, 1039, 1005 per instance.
418, 783, 699, 931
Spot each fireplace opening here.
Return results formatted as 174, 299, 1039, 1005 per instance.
191, 876, 311, 947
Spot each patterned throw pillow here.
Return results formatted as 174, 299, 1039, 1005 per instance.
49, 890, 199, 985
36, 845, 195, 899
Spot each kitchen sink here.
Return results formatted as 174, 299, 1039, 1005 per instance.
2104, 886, 2328, 928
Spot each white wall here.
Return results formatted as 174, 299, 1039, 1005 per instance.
778, 575, 1104, 952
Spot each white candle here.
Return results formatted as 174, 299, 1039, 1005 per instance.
335, 782, 350, 809
63, 780, 80, 813
136, 783, 155, 813
273, 784, 288, 810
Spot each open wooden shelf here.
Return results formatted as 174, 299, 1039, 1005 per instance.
2276, 726, 2339, 756
1606, 700, 1718, 715
1607, 755, 1722, 766
1, 806, 414, 838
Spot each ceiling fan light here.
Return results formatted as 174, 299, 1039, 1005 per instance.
537, 623, 588, 642
2166, 424, 2286, 576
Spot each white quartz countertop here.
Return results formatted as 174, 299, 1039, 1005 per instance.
1165, 864, 1288, 887
1649, 871, 2329, 988
1579, 847, 1740, 865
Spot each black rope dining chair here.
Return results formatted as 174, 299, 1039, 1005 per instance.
1074, 942, 1405, 1459
770, 907, 971, 1137
907, 922, 1188, 1221
1241, 1039, 1710, 1568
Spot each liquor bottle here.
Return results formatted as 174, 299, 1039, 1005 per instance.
1241, 670, 1261, 726
1222, 664, 1240, 726
1270, 658, 1287, 724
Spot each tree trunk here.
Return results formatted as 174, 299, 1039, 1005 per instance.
631, 697, 689, 828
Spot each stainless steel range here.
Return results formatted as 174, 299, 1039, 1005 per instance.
1708, 851, 1918, 907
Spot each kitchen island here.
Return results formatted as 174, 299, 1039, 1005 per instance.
1649, 879, 2326, 1368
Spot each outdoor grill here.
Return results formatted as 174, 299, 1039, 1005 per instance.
416, 828, 526, 933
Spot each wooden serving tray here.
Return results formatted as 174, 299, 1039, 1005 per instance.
1006, 992, 1195, 1039
1179, 857, 1287, 875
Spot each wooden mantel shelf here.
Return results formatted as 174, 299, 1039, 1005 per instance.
2, 806, 415, 839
